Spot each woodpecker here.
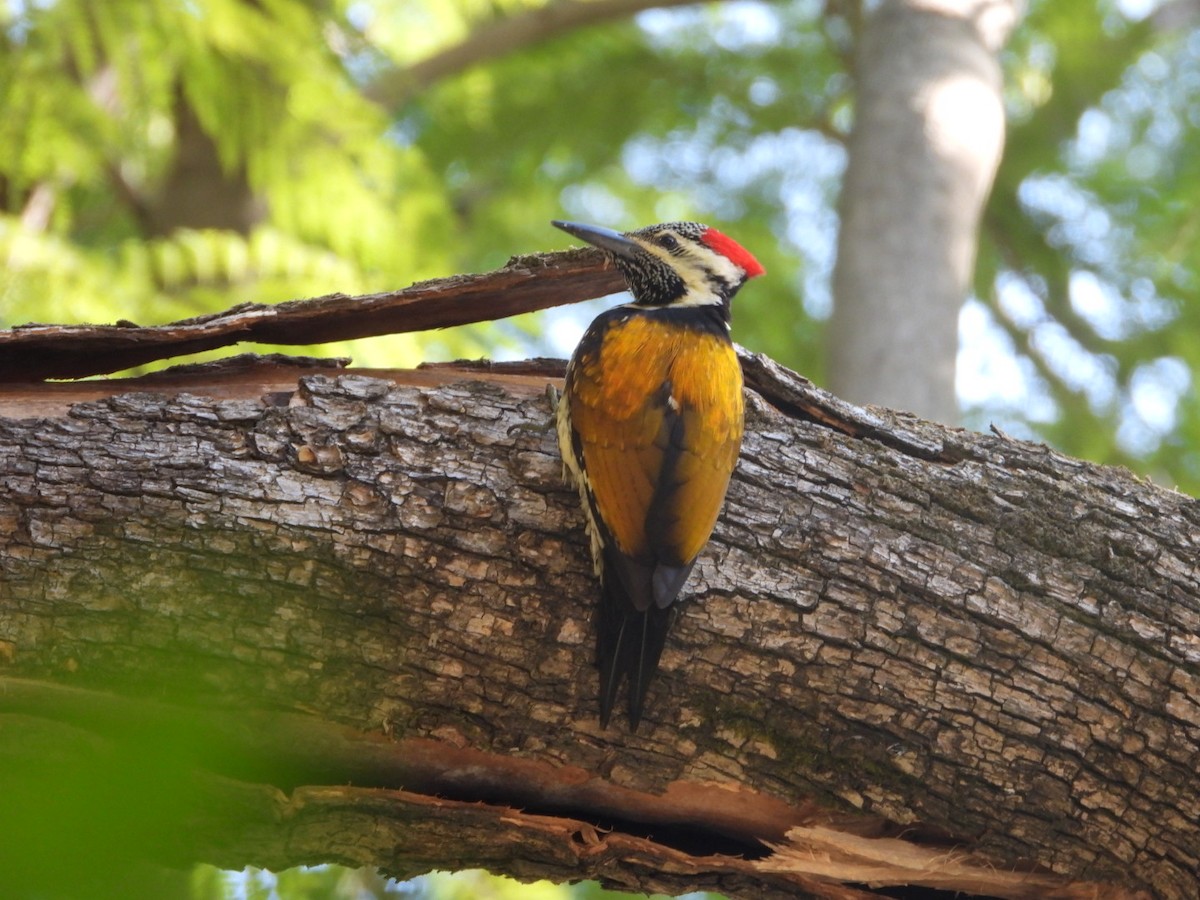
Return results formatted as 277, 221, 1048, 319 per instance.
553, 219, 765, 730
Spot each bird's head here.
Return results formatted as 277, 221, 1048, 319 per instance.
553, 219, 765, 313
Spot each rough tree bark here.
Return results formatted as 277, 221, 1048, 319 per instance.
1, 350, 1196, 899
829, 0, 1021, 423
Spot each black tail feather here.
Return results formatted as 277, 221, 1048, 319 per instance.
596, 576, 672, 730
596, 577, 627, 729
628, 604, 671, 729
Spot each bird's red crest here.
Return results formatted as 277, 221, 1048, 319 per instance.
701, 228, 765, 278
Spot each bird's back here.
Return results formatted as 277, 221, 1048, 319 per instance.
559, 304, 744, 726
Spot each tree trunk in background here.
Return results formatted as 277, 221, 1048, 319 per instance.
0, 359, 1196, 899
829, 0, 1020, 423
144, 89, 265, 238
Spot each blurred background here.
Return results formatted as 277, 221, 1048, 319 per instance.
2, 0, 1197, 896
191, 867, 716, 899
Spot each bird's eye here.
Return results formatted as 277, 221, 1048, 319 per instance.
658, 233, 680, 251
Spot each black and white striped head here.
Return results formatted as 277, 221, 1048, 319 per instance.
553, 220, 765, 312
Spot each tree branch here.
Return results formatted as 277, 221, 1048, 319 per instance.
0, 248, 621, 381
0, 353, 1194, 897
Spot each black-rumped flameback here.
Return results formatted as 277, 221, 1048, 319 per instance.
553, 219, 765, 730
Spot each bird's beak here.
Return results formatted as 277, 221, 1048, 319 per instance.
552, 220, 640, 261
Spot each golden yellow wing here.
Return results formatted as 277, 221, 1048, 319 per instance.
649, 331, 744, 566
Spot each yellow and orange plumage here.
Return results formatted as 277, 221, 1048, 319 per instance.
553, 220, 764, 729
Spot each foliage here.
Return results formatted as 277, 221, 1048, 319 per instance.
976, 1, 1200, 486
189, 865, 716, 900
